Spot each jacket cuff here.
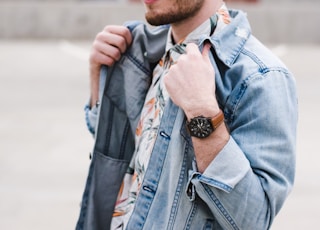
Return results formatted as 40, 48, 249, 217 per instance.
186, 136, 250, 196
84, 103, 99, 135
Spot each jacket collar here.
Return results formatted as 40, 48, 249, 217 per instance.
126, 10, 251, 69
210, 10, 251, 67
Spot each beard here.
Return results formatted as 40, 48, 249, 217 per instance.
145, 0, 205, 26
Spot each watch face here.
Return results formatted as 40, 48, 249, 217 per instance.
188, 116, 213, 138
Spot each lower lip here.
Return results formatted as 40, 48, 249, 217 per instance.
144, 0, 157, 4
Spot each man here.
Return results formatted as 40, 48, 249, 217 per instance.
77, 0, 298, 229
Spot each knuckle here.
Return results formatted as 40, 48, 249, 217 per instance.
103, 25, 112, 32
92, 40, 99, 49
95, 32, 105, 42
90, 55, 99, 66
114, 50, 122, 60
101, 55, 112, 66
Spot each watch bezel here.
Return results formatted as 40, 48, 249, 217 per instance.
187, 116, 214, 138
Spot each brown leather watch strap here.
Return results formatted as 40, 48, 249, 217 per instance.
211, 110, 224, 130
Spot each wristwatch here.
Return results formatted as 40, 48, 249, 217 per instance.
187, 110, 224, 138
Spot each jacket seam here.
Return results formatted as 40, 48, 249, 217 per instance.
119, 119, 131, 159
125, 53, 151, 75
167, 141, 189, 229
241, 47, 267, 71
202, 184, 239, 230
227, 67, 290, 124
184, 202, 198, 230
75, 153, 96, 230
104, 102, 114, 154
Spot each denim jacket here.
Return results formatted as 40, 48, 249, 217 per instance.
77, 10, 298, 230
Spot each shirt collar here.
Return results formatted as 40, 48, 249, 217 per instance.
165, 3, 231, 52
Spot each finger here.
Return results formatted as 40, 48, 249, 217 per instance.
92, 51, 117, 67
105, 26, 132, 47
97, 32, 128, 54
185, 43, 200, 55
201, 42, 212, 63
201, 42, 211, 66
96, 41, 122, 62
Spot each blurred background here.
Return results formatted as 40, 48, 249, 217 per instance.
0, 0, 319, 229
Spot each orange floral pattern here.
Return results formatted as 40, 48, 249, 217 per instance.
111, 4, 231, 229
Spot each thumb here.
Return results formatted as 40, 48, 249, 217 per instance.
201, 42, 212, 63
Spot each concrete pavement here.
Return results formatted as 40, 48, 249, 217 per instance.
0, 40, 93, 229
0, 40, 319, 229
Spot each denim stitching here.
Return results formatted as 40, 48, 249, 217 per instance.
119, 119, 130, 160
75, 153, 96, 229
198, 175, 233, 193
202, 184, 239, 230
184, 202, 198, 230
167, 141, 188, 229
228, 66, 290, 124
125, 53, 150, 75
241, 48, 267, 71
104, 103, 114, 154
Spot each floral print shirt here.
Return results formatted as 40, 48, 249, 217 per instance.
111, 4, 231, 229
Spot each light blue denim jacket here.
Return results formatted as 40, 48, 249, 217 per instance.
77, 10, 298, 230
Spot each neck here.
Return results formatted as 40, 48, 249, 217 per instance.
171, 0, 223, 43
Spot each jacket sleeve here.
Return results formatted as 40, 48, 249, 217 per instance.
186, 69, 298, 229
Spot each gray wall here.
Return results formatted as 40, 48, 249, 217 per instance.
0, 1, 319, 43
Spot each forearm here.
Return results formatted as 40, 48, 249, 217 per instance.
183, 95, 230, 173
89, 66, 100, 108
85, 65, 109, 135
191, 122, 230, 173
187, 71, 297, 229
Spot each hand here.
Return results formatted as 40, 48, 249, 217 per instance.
90, 25, 132, 69
89, 25, 132, 107
164, 43, 220, 119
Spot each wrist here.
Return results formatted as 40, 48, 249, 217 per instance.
184, 100, 220, 121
